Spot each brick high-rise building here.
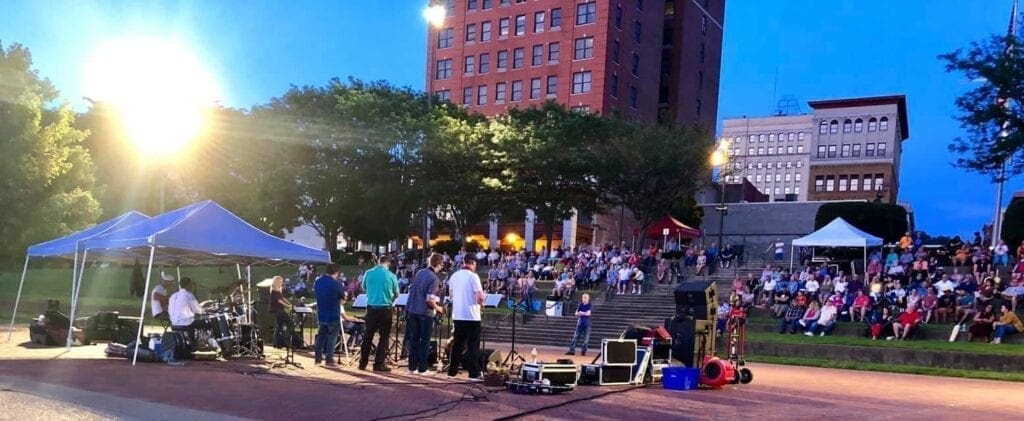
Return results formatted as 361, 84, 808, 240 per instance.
424, 0, 726, 250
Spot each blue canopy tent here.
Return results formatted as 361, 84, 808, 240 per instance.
77, 200, 331, 364
7, 211, 150, 344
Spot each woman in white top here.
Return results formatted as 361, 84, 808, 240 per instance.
805, 278, 820, 299
834, 277, 849, 295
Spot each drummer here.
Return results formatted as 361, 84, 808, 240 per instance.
169, 277, 205, 335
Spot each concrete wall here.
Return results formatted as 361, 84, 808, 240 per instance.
697, 200, 856, 260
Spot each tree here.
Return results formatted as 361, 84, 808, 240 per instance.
0, 42, 101, 263
1002, 195, 1024, 251
597, 121, 712, 249
940, 34, 1024, 180
493, 102, 606, 252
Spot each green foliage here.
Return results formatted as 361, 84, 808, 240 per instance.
0, 42, 100, 264
815, 202, 908, 243
1002, 195, 1024, 250
597, 121, 712, 238
940, 34, 1024, 180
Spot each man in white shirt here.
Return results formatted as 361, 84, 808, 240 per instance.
151, 273, 175, 319
617, 265, 632, 295
168, 277, 204, 328
447, 259, 485, 381
934, 274, 956, 295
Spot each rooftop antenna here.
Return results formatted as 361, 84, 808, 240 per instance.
769, 65, 779, 115
774, 95, 801, 116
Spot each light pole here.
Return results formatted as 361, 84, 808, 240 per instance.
422, 2, 446, 259
711, 139, 731, 253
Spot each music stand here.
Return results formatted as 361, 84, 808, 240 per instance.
272, 308, 306, 370
501, 297, 528, 373
484, 294, 504, 308
352, 294, 368, 309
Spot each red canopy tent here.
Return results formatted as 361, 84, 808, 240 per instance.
644, 216, 701, 239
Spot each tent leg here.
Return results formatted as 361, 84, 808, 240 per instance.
863, 247, 867, 278
789, 245, 794, 272
133, 246, 156, 366
66, 249, 88, 351
176, 266, 181, 283
236, 264, 242, 279
246, 265, 253, 324
6, 256, 30, 343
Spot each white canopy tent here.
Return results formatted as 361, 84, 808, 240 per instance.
789, 217, 883, 272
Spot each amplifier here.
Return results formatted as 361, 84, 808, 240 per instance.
598, 365, 633, 386
521, 362, 579, 387
602, 339, 637, 365
650, 338, 672, 363
578, 364, 601, 386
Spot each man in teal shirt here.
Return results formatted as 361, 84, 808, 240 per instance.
359, 255, 399, 372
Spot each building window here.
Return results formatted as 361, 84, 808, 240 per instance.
534, 11, 545, 33
464, 55, 475, 74
466, 24, 477, 42
610, 74, 618, 97
497, 50, 508, 70
574, 37, 594, 60
815, 176, 825, 192
572, 71, 592, 93
477, 85, 488, 105
841, 144, 850, 157
436, 89, 451, 102
756, 175, 762, 183
775, 173, 782, 182
548, 42, 560, 62
482, 0, 492, 9
532, 44, 543, 66
629, 86, 638, 109
769, 133, 776, 142
511, 80, 522, 101
435, 59, 453, 79
798, 132, 805, 141
576, 2, 597, 25
863, 174, 873, 191
829, 120, 839, 134
868, 117, 877, 131
816, 145, 826, 158
615, 5, 623, 29
481, 21, 492, 41
785, 173, 792, 182
759, 134, 766, 142
468, 0, 477, 10
499, 18, 510, 37
854, 118, 863, 132
776, 161, 783, 169
546, 75, 558, 95
501, 0, 509, 5
865, 143, 875, 156
767, 147, 774, 155
631, 53, 640, 75
827, 145, 837, 158
787, 146, 794, 154
819, 121, 828, 134
786, 161, 793, 168
877, 142, 886, 156
632, 21, 642, 42
879, 117, 889, 131
839, 175, 848, 191
795, 173, 802, 181
479, 53, 490, 73
551, 8, 562, 28
757, 147, 764, 155
495, 82, 507, 103
797, 145, 804, 153
757, 162, 763, 169
462, 86, 473, 105
570, 105, 590, 113
747, 162, 753, 170
529, 78, 541, 99
785, 187, 792, 194
612, 40, 621, 63
445, 0, 456, 16
513, 47, 524, 68
843, 119, 852, 133
875, 174, 884, 190
748, 135, 755, 143
850, 175, 859, 191
852, 144, 860, 157
515, 14, 526, 36
796, 160, 803, 168
438, 28, 454, 48
795, 186, 801, 195
748, 148, 754, 156
826, 175, 835, 192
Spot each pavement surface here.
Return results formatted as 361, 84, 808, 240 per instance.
1, 326, 1022, 420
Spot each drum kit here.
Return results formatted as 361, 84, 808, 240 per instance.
195, 297, 263, 358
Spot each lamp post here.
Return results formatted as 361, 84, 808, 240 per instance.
711, 139, 731, 253
422, 2, 446, 259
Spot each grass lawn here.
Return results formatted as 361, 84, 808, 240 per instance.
747, 355, 1024, 383
742, 331, 1024, 356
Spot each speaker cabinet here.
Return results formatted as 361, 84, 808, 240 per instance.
602, 339, 637, 365
674, 281, 716, 320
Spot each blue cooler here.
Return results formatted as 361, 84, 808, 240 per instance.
662, 367, 700, 391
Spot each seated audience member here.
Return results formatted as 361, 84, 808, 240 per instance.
920, 288, 939, 324
966, 304, 995, 343
991, 303, 1024, 344
891, 306, 921, 341
772, 290, 792, 318
849, 290, 872, 322
867, 307, 895, 340
976, 278, 997, 308
1000, 276, 1024, 312
954, 288, 976, 328
935, 289, 956, 323
798, 302, 820, 333
778, 302, 805, 334
805, 277, 820, 300
716, 299, 731, 336
808, 301, 838, 337
906, 289, 922, 313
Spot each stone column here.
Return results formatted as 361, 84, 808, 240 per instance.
561, 208, 578, 249
488, 217, 499, 251
525, 209, 536, 252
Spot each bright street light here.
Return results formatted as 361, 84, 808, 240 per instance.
83, 38, 219, 157
423, 4, 447, 28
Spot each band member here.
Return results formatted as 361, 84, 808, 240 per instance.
360, 255, 399, 372
447, 259, 485, 381
151, 273, 175, 320
405, 252, 445, 375
269, 276, 294, 348
168, 277, 204, 334
314, 263, 344, 366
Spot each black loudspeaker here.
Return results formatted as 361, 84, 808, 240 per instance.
665, 316, 697, 368
579, 364, 600, 385
602, 339, 637, 365
673, 280, 716, 320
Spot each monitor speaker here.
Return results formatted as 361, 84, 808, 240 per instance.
673, 280, 716, 320
665, 316, 697, 367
